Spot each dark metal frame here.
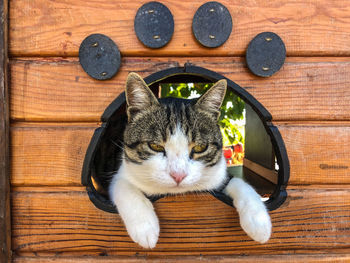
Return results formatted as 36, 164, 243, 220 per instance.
0, 0, 11, 262
82, 64, 290, 213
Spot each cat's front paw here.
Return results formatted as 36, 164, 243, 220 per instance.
238, 203, 271, 243
125, 209, 160, 249
110, 176, 160, 249
224, 178, 271, 243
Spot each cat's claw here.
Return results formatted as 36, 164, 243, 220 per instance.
125, 210, 159, 249
224, 177, 272, 243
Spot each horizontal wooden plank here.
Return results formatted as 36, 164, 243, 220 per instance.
11, 126, 95, 186
12, 254, 350, 263
278, 124, 350, 185
10, 124, 350, 186
9, 0, 350, 56
10, 57, 350, 122
11, 189, 350, 255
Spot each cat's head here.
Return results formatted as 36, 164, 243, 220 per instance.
121, 72, 227, 195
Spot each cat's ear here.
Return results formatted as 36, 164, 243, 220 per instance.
195, 79, 227, 119
125, 72, 159, 120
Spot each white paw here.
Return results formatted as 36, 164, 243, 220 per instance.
224, 178, 272, 243
124, 209, 160, 249
239, 204, 271, 243
110, 176, 160, 249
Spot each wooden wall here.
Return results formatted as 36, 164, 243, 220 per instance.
8, 0, 350, 262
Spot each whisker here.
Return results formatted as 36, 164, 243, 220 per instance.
110, 139, 125, 151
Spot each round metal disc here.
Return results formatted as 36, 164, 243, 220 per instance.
79, 34, 121, 80
192, 1, 232, 48
246, 32, 286, 77
134, 2, 174, 49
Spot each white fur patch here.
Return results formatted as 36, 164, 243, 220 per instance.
224, 177, 272, 243
165, 126, 189, 179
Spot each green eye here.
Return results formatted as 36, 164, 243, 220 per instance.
148, 143, 165, 152
192, 144, 207, 153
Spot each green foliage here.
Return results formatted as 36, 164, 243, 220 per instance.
160, 82, 245, 145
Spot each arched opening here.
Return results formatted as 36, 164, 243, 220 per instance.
82, 65, 289, 213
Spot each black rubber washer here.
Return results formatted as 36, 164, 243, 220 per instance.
246, 32, 286, 77
192, 1, 232, 48
134, 2, 174, 49
79, 34, 121, 80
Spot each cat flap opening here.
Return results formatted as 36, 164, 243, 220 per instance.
81, 65, 289, 213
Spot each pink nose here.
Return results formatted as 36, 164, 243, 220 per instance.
170, 172, 187, 185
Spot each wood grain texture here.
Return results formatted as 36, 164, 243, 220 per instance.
11, 189, 350, 255
10, 124, 350, 186
9, 0, 350, 57
0, 0, 11, 262
11, 254, 350, 263
278, 124, 350, 185
11, 126, 95, 186
10, 57, 350, 122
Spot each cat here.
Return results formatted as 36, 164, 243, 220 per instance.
109, 72, 271, 248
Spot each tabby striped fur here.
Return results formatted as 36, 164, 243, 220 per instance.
109, 73, 271, 249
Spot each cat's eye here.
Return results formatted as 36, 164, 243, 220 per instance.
192, 144, 207, 153
148, 143, 165, 152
